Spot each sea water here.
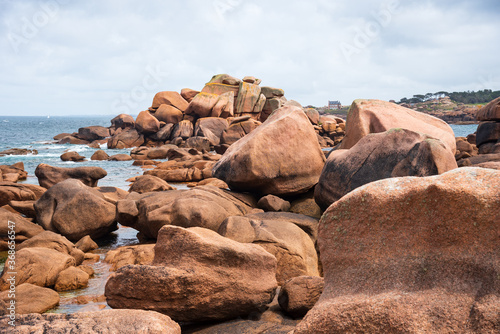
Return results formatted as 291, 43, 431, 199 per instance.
0, 116, 145, 189
449, 123, 478, 138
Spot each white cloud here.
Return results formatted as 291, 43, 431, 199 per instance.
0, 0, 498, 115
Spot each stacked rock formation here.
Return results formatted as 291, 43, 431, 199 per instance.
53, 74, 344, 153
103, 74, 290, 152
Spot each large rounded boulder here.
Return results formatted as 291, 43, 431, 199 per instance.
0, 247, 75, 289
294, 167, 500, 333
35, 163, 107, 189
315, 128, 458, 210
107, 128, 144, 149
0, 283, 60, 314
105, 226, 278, 323
213, 105, 326, 196
135, 110, 160, 134
34, 179, 117, 241
219, 212, 320, 285
340, 99, 457, 153
116, 185, 253, 239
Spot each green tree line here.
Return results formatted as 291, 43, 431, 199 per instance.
399, 89, 500, 104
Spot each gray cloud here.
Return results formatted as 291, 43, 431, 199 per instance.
0, 0, 498, 115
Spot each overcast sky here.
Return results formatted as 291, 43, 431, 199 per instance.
1, 0, 499, 116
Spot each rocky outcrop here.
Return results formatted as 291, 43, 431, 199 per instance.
294, 167, 500, 333
476, 121, 500, 147
475, 99, 500, 159
34, 179, 117, 241
315, 115, 346, 148
180, 88, 199, 102
35, 163, 107, 188
110, 113, 135, 129
219, 212, 319, 284
303, 108, 320, 125
74, 235, 98, 253
73, 236, 97, 254
0, 148, 37, 157
104, 244, 155, 271
457, 153, 500, 169
193, 177, 229, 189
5, 201, 36, 219
128, 175, 176, 194
201, 74, 241, 97
57, 135, 90, 145
235, 81, 264, 118
0, 310, 181, 333
477, 96, 500, 121
135, 110, 160, 134
315, 128, 458, 210
54, 266, 89, 291
184, 92, 220, 118
151, 123, 174, 141
5, 199, 36, 218
17, 231, 84, 265
0, 209, 44, 251
77, 126, 110, 141
289, 191, 322, 219
151, 91, 189, 112
261, 95, 287, 122
171, 119, 194, 139
340, 99, 457, 153
220, 117, 261, 146
107, 128, 144, 149
0, 283, 59, 314
213, 105, 326, 196
212, 91, 235, 118
278, 276, 324, 319
60, 74, 287, 151
184, 136, 211, 153
107, 153, 132, 161
96, 186, 128, 204
194, 117, 228, 146
0, 182, 45, 207
105, 226, 277, 323
143, 149, 220, 184
257, 195, 291, 212
0, 247, 75, 289
117, 185, 253, 239
90, 150, 109, 160
154, 104, 184, 124
0, 162, 28, 182
60, 151, 85, 162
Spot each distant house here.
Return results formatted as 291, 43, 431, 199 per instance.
328, 101, 342, 109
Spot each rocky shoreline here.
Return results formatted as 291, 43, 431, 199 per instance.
0, 75, 499, 333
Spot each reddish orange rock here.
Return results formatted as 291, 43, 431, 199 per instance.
151, 91, 189, 112
0, 310, 181, 333
314, 128, 458, 210
477, 97, 500, 121
154, 104, 183, 124
295, 167, 500, 333
214, 105, 325, 196
340, 99, 457, 153
135, 110, 160, 134
184, 92, 219, 118
105, 226, 277, 323
180, 88, 200, 103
